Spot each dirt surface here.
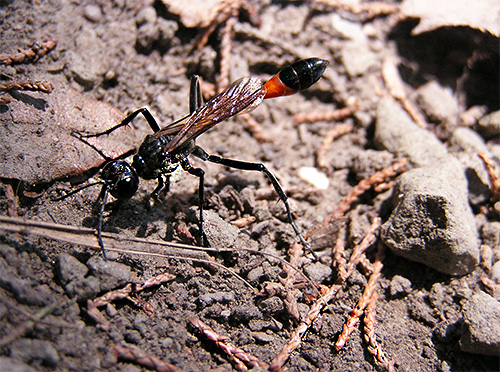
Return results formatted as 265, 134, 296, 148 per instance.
1, 1, 499, 371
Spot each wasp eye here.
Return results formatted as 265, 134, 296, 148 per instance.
101, 160, 139, 200
112, 174, 139, 200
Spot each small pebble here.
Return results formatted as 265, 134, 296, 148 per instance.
460, 292, 500, 355
298, 167, 329, 190
389, 275, 412, 297
83, 4, 102, 22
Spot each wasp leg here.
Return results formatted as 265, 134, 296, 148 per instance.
151, 175, 170, 201
80, 108, 162, 138
96, 184, 110, 260
180, 157, 206, 246
192, 146, 314, 256
189, 75, 203, 113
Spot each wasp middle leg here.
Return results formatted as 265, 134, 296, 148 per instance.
191, 146, 313, 254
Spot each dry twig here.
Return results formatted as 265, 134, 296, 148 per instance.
363, 243, 395, 371
329, 158, 407, 221
477, 152, 500, 202
189, 317, 268, 370
294, 104, 359, 124
0, 38, 57, 65
0, 95, 11, 104
0, 80, 54, 93
217, 12, 237, 91
335, 229, 383, 350
270, 217, 382, 371
382, 57, 427, 128
241, 114, 272, 142
114, 344, 184, 372
87, 273, 176, 329
316, 123, 354, 173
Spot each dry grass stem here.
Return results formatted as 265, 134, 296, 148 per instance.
241, 114, 272, 142
329, 158, 407, 221
477, 152, 500, 202
87, 273, 176, 328
316, 123, 354, 172
0, 38, 57, 65
189, 317, 268, 370
294, 104, 359, 124
114, 344, 184, 372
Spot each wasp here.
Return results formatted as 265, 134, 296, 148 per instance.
71, 58, 329, 258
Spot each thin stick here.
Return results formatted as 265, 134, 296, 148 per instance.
270, 217, 381, 371
114, 344, 184, 372
294, 104, 359, 124
477, 152, 499, 202
0, 80, 53, 93
316, 123, 354, 173
189, 317, 268, 370
329, 158, 407, 221
0, 39, 57, 65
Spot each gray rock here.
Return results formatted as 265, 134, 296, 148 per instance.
448, 128, 492, 204
64, 276, 100, 299
415, 81, 459, 125
341, 40, 378, 77
481, 221, 500, 248
231, 305, 261, 321
57, 253, 88, 283
478, 110, 500, 139
135, 6, 157, 25
374, 98, 449, 168
0, 276, 53, 306
247, 266, 265, 284
389, 275, 412, 297
460, 292, 500, 355
202, 210, 239, 249
449, 127, 489, 154
381, 160, 479, 275
10, 339, 59, 367
490, 261, 500, 284
198, 291, 236, 308
83, 4, 102, 22
0, 357, 38, 372
258, 296, 284, 314
303, 261, 333, 283
67, 26, 109, 88
252, 331, 274, 343
86, 256, 136, 292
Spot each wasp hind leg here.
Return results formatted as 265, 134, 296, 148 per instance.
179, 157, 207, 246
192, 146, 315, 257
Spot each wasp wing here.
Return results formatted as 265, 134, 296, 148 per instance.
152, 114, 190, 136
159, 77, 265, 153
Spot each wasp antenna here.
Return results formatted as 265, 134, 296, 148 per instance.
51, 180, 105, 201
71, 131, 113, 162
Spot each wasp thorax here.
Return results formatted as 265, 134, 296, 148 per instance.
132, 134, 171, 180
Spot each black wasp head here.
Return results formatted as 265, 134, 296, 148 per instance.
101, 160, 139, 200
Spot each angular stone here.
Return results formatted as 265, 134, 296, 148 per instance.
381, 160, 479, 275
460, 292, 500, 355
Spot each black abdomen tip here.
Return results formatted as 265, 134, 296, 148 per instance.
279, 58, 329, 91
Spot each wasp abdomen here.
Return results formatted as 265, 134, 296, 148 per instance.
263, 58, 329, 99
